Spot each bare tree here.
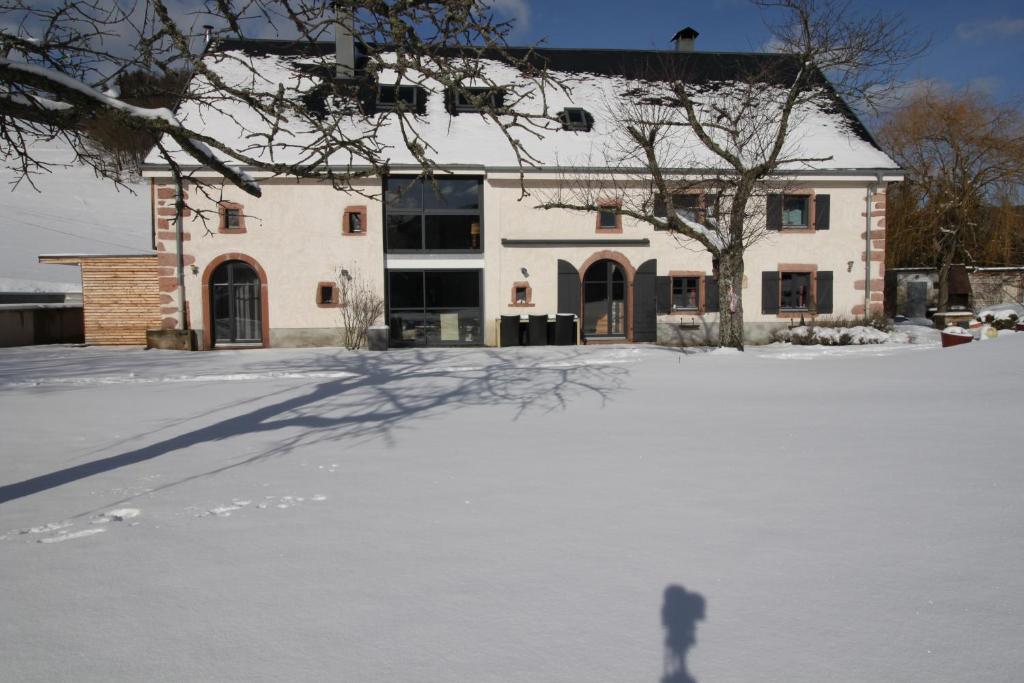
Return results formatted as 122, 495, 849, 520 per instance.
538, 0, 921, 349
337, 266, 384, 350
1, 0, 562, 211
879, 87, 1024, 309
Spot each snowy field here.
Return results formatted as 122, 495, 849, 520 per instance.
1, 338, 1023, 682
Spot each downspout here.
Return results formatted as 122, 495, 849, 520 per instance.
175, 181, 187, 331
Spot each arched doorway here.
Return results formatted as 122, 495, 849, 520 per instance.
210, 260, 262, 345
582, 259, 627, 338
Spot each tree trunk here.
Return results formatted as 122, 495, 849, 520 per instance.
936, 260, 950, 312
717, 248, 745, 350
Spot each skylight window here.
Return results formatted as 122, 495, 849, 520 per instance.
558, 108, 594, 132
447, 87, 505, 114
377, 84, 422, 112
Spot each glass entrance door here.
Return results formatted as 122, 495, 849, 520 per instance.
582, 260, 626, 338
211, 260, 262, 345
387, 270, 483, 346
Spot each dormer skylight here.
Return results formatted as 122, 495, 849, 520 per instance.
558, 107, 594, 132
446, 87, 505, 115
377, 84, 425, 114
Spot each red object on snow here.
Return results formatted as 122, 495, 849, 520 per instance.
941, 329, 973, 348
1016, 322, 1024, 332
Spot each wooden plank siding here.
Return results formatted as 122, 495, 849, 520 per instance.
40, 255, 161, 345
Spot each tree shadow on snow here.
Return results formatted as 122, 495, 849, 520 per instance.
0, 347, 629, 506
661, 584, 706, 683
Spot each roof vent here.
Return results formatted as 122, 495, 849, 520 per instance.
671, 27, 699, 52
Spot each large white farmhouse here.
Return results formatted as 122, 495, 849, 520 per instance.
137, 31, 900, 350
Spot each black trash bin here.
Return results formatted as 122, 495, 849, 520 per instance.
500, 315, 522, 347
555, 313, 576, 345
528, 315, 548, 346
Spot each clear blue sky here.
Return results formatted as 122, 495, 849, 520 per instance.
497, 0, 1023, 105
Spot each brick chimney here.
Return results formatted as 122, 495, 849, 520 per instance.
336, 5, 355, 80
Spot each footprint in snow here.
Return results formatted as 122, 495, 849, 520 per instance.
91, 508, 141, 524
39, 528, 106, 544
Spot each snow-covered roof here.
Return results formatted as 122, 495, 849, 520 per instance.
145, 39, 899, 173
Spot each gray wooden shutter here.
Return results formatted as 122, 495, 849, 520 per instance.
656, 276, 671, 314
814, 195, 830, 230
557, 260, 579, 315
704, 276, 719, 312
816, 271, 833, 314
766, 194, 782, 231
762, 271, 780, 313
633, 259, 658, 342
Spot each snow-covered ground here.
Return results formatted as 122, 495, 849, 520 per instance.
0, 146, 151, 292
2, 338, 1023, 681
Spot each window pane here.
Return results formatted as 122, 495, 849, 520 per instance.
423, 178, 480, 210
385, 178, 422, 210
388, 271, 424, 309
783, 195, 808, 226
386, 215, 422, 250
599, 208, 617, 229
213, 284, 231, 339
673, 277, 699, 309
425, 271, 480, 308
234, 283, 260, 341
424, 214, 478, 250
780, 272, 811, 309
229, 262, 259, 284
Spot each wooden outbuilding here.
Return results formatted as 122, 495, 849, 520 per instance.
39, 254, 160, 345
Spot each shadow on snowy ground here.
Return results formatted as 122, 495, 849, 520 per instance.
661, 584, 706, 683
0, 347, 631, 506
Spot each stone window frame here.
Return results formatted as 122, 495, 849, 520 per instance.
777, 263, 818, 317
668, 270, 706, 313
595, 199, 623, 234
779, 190, 816, 233
316, 281, 343, 308
509, 281, 534, 308
218, 201, 247, 234
343, 205, 368, 236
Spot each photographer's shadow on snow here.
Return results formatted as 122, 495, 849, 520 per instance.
661, 584, 706, 683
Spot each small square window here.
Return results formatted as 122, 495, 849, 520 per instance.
378, 85, 419, 111
514, 286, 528, 305
319, 284, 335, 306
452, 87, 503, 113
598, 207, 618, 230
780, 272, 812, 310
348, 212, 362, 233
559, 108, 593, 131
672, 276, 700, 311
224, 208, 241, 228
782, 195, 809, 228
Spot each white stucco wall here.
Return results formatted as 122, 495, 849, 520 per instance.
151, 172, 885, 347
